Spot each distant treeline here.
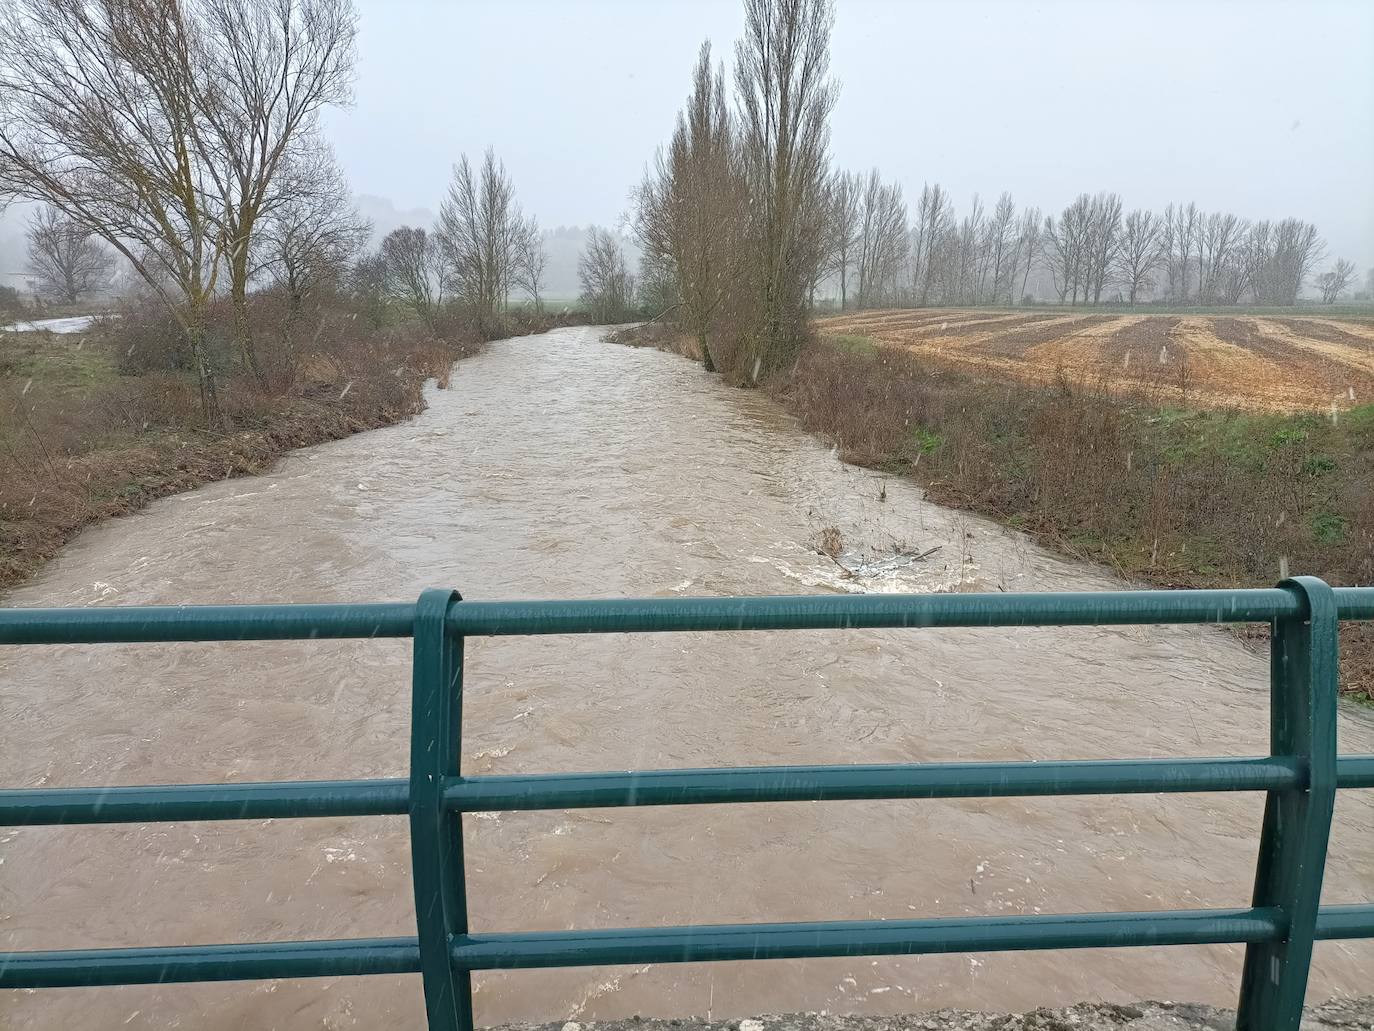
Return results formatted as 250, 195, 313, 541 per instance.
844, 185, 1349, 309
627, 0, 1366, 387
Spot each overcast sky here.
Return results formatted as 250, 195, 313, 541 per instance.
324, 0, 1374, 268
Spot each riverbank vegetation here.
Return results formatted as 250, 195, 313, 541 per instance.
0, 0, 605, 592
1, 295, 430, 592
783, 339, 1374, 696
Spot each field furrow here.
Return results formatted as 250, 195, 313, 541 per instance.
815, 308, 1374, 411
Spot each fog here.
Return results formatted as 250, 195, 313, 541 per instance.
324, 0, 1374, 269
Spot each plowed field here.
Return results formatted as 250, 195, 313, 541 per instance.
816, 308, 1374, 411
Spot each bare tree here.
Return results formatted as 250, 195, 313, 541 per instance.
734, 0, 837, 376
911, 182, 954, 305
1269, 218, 1325, 305
1082, 191, 1122, 304
1197, 211, 1244, 304
435, 148, 529, 332
953, 194, 984, 304
1007, 205, 1041, 305
197, 0, 358, 378
633, 40, 744, 371
637, 250, 680, 313
1317, 258, 1357, 304
378, 226, 441, 327
853, 169, 908, 307
25, 205, 113, 303
822, 170, 862, 309
256, 142, 370, 317
1044, 194, 1094, 304
514, 219, 547, 311
1241, 220, 1274, 304
578, 227, 634, 323
348, 249, 389, 326
1113, 209, 1165, 305
986, 192, 1016, 305
1215, 221, 1255, 306
1166, 202, 1200, 302
0, 0, 228, 421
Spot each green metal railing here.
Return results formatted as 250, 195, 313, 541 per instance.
3, 576, 1374, 1030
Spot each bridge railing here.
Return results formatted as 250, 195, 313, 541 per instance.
3, 577, 1374, 1031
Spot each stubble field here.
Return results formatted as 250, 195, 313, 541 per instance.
816, 308, 1374, 411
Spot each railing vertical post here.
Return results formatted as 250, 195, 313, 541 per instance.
409, 589, 473, 1031
1237, 576, 1338, 1030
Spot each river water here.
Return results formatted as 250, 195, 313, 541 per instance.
0, 314, 101, 334
2, 326, 1372, 1029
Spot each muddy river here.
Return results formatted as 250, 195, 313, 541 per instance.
3, 326, 1372, 1029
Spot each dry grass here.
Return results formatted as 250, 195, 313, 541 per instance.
0, 295, 469, 593
816, 308, 1374, 412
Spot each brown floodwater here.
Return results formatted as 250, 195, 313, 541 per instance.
2, 326, 1372, 1029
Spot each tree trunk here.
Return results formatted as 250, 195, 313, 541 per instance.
698, 330, 715, 373
186, 304, 223, 428
230, 255, 262, 383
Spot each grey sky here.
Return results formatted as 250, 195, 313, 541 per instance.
327, 0, 1374, 269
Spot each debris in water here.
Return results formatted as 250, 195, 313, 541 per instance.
816, 526, 843, 561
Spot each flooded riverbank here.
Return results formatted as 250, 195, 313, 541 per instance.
3, 326, 1372, 1029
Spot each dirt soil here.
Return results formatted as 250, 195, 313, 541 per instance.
816, 309, 1374, 412
501, 997, 1374, 1031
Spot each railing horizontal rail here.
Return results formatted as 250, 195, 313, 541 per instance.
449, 908, 1287, 970
448, 590, 1311, 635
0, 602, 416, 644
1333, 586, 1374, 619
6, 904, 1374, 990
11, 585, 1374, 646
1339, 755, 1374, 787
1315, 904, 1374, 939
0, 779, 410, 826
0, 937, 422, 989
5, 756, 1372, 827
5, 587, 1372, 649
445, 757, 1307, 810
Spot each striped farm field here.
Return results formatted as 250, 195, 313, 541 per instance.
815, 308, 1374, 412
